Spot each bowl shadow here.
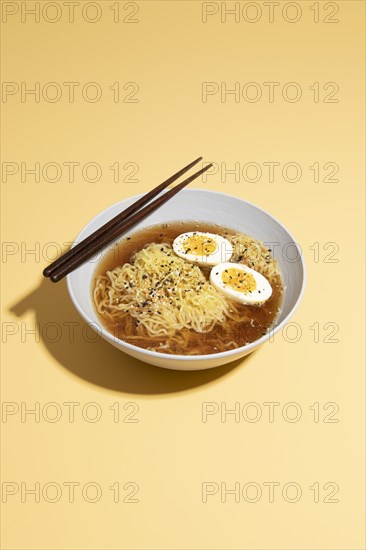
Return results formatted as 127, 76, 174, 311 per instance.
9, 279, 251, 396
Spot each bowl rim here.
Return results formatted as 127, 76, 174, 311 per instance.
67, 188, 306, 362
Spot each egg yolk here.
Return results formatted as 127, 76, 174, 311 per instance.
183, 235, 218, 256
222, 268, 257, 294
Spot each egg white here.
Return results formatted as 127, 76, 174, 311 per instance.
172, 232, 233, 267
210, 262, 272, 305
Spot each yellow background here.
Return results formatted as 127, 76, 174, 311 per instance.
1, 1, 365, 549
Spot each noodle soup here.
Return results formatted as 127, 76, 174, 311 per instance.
92, 222, 284, 355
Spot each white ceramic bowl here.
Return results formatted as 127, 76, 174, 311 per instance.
67, 189, 306, 370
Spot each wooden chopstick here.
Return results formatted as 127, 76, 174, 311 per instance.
43, 156, 203, 278
47, 163, 213, 283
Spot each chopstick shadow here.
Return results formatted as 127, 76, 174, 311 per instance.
9, 279, 249, 396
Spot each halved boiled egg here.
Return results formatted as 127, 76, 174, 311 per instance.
173, 232, 233, 267
210, 262, 272, 305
